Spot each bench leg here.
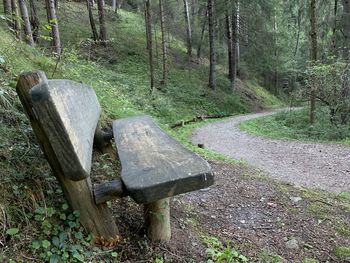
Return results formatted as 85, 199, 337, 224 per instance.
144, 198, 171, 242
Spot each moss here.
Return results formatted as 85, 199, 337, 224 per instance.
335, 246, 350, 260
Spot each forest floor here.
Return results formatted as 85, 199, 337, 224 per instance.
109, 160, 350, 262
102, 110, 350, 262
191, 109, 350, 193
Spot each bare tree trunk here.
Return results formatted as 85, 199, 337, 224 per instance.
235, 0, 240, 70
47, 0, 61, 55
145, 0, 155, 91
116, 0, 123, 9
197, 7, 207, 59
226, 13, 233, 82
112, 0, 116, 12
309, 0, 317, 124
294, 7, 302, 57
3, 0, 11, 14
3, 0, 13, 28
159, 0, 168, 85
11, 0, 21, 39
183, 0, 192, 58
342, 0, 350, 60
208, 0, 216, 90
87, 0, 99, 41
144, 2, 150, 49
332, 0, 338, 56
29, 0, 40, 42
97, 0, 107, 46
231, 7, 237, 86
18, 0, 34, 45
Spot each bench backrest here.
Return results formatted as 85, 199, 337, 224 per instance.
30, 79, 101, 181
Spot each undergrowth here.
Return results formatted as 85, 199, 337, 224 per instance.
240, 107, 350, 144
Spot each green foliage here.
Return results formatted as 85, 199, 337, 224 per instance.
258, 250, 283, 263
240, 108, 350, 144
305, 61, 350, 125
334, 246, 350, 260
202, 235, 248, 263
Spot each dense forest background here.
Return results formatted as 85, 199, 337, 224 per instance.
0, 0, 350, 262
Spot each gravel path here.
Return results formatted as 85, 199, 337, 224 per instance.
191, 109, 350, 193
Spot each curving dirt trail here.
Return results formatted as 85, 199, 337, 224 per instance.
191, 109, 350, 193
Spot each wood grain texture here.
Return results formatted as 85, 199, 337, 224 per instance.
30, 80, 101, 181
144, 198, 171, 241
113, 116, 214, 204
16, 71, 119, 243
94, 178, 126, 204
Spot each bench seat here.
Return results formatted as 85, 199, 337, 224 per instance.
112, 116, 214, 204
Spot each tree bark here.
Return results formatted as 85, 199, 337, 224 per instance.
46, 0, 61, 55
183, 0, 192, 58
159, 0, 168, 85
16, 71, 120, 246
29, 0, 40, 42
294, 7, 302, 57
197, 7, 207, 59
342, 0, 350, 60
3, 0, 13, 28
18, 0, 34, 46
11, 0, 21, 39
332, 0, 338, 57
112, 0, 116, 12
226, 13, 234, 83
97, 0, 107, 46
207, 0, 216, 90
145, 0, 155, 91
87, 0, 99, 41
309, 0, 317, 124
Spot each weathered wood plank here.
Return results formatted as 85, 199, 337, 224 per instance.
30, 80, 101, 181
113, 116, 214, 204
94, 178, 126, 204
16, 72, 120, 245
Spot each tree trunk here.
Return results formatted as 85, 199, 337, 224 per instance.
342, 0, 350, 60
87, 0, 99, 41
197, 7, 207, 59
331, 0, 338, 56
11, 0, 21, 39
3, 0, 13, 28
226, 13, 234, 84
235, 0, 240, 70
29, 0, 40, 42
159, 0, 168, 85
18, 0, 34, 46
112, 0, 116, 12
144, 1, 150, 49
231, 7, 237, 86
97, 0, 107, 46
207, 0, 216, 90
183, 0, 192, 58
309, 0, 317, 124
116, 0, 123, 9
145, 0, 155, 91
47, 0, 61, 55
294, 7, 302, 57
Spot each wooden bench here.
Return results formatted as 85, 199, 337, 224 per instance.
16, 71, 214, 243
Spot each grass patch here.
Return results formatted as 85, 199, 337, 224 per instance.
239, 107, 350, 144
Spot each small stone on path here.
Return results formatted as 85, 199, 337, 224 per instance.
285, 239, 299, 250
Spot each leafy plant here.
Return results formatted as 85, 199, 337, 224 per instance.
202, 235, 248, 263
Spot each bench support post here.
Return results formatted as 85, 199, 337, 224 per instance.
16, 71, 120, 246
144, 198, 171, 242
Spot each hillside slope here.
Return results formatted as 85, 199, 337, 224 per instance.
0, 3, 283, 262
